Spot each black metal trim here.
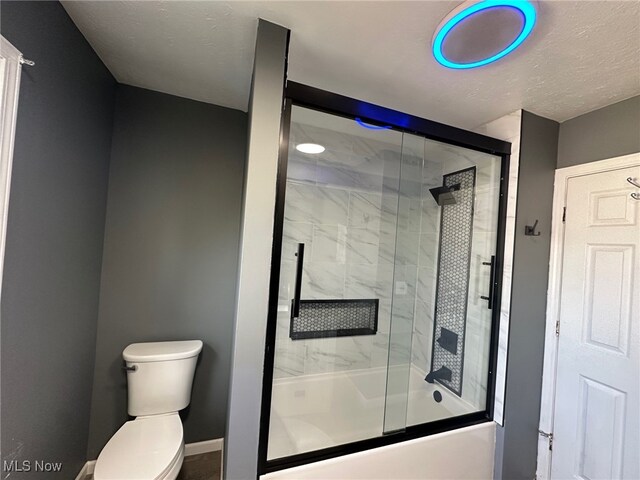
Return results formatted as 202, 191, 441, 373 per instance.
258, 83, 512, 477
291, 243, 305, 319
484, 152, 511, 421
485, 255, 497, 310
257, 98, 293, 475
285, 82, 511, 156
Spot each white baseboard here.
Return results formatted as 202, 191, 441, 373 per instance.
75, 438, 223, 479
184, 437, 224, 456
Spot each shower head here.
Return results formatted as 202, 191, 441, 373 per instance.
429, 184, 460, 206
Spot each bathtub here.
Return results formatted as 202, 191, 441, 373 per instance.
267, 365, 478, 460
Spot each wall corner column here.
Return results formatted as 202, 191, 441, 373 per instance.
224, 19, 290, 480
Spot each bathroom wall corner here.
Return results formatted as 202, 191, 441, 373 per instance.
0, 2, 116, 477
498, 111, 559, 480
224, 19, 290, 480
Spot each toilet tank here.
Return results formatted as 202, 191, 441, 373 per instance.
123, 340, 203, 417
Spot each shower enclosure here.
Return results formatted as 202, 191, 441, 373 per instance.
259, 83, 509, 473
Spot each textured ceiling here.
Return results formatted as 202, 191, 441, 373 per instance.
61, 1, 640, 129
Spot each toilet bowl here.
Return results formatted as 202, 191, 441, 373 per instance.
94, 340, 202, 480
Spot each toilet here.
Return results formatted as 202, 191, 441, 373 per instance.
94, 340, 203, 480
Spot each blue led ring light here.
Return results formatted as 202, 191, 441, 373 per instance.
433, 0, 537, 69
355, 117, 392, 130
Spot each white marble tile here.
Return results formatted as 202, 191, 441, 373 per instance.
394, 231, 420, 266
377, 299, 392, 334
345, 263, 394, 300
477, 110, 522, 140
282, 221, 313, 261
420, 201, 440, 234
473, 186, 500, 233
351, 132, 402, 159
316, 155, 386, 192
392, 264, 418, 299
416, 267, 437, 307
377, 231, 397, 264
423, 160, 444, 189
371, 333, 391, 368
284, 182, 315, 223
274, 338, 306, 379
304, 336, 372, 374
312, 225, 347, 263
292, 122, 353, 156
302, 261, 346, 299
390, 297, 416, 335
314, 185, 349, 225
396, 195, 411, 232
410, 297, 434, 372
418, 233, 438, 270
278, 260, 296, 305
287, 152, 318, 185
348, 191, 382, 231
407, 197, 423, 232
386, 331, 413, 366
346, 227, 381, 264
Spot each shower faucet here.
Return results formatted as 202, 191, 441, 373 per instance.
425, 366, 452, 384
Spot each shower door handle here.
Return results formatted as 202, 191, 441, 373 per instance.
481, 255, 496, 310
291, 243, 305, 319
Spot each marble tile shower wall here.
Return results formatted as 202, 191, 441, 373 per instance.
410, 156, 442, 374
272, 118, 501, 415
273, 123, 403, 379
410, 141, 500, 411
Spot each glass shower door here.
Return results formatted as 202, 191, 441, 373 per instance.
267, 105, 404, 460
264, 102, 506, 465
387, 137, 503, 428
382, 132, 424, 433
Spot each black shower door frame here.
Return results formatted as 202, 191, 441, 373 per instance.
258, 81, 512, 476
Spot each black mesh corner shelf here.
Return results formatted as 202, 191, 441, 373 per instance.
290, 299, 379, 340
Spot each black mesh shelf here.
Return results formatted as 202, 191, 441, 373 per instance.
290, 299, 378, 340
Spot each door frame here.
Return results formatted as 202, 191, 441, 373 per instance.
0, 36, 24, 298
536, 152, 640, 480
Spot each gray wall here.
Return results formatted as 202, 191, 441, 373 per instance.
224, 20, 289, 480
495, 111, 559, 480
0, 2, 116, 477
558, 96, 640, 168
87, 85, 247, 459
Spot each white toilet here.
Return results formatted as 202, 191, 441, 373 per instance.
94, 340, 203, 480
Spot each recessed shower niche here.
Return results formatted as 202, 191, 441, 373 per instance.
260, 85, 509, 473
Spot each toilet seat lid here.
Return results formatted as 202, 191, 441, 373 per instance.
94, 414, 183, 480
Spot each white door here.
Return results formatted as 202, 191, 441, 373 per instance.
552, 165, 640, 479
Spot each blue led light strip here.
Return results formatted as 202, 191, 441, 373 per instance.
433, 0, 536, 69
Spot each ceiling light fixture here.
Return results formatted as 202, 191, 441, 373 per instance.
432, 0, 537, 69
296, 143, 325, 154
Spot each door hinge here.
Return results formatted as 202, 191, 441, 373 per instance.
555, 319, 560, 337
562, 206, 566, 223
539, 430, 553, 451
